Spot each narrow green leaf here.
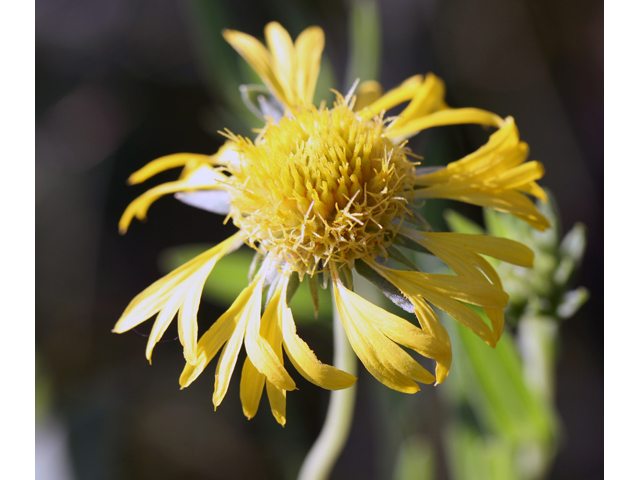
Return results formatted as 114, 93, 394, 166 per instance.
444, 313, 557, 446
444, 209, 485, 235
393, 234, 432, 255
354, 260, 415, 313
386, 245, 420, 271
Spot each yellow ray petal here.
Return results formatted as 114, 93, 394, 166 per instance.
418, 189, 551, 230
245, 280, 296, 391
373, 264, 509, 308
127, 153, 213, 185
294, 26, 324, 105
178, 269, 255, 388
222, 28, 287, 105
364, 296, 450, 360
239, 357, 266, 420
422, 232, 534, 268
392, 74, 446, 130
421, 288, 495, 347
265, 22, 296, 108
357, 74, 424, 121
213, 275, 265, 407
490, 160, 545, 190
145, 283, 187, 363
280, 283, 356, 390
386, 108, 504, 141
260, 277, 289, 425
413, 301, 451, 384
353, 80, 383, 112
414, 119, 520, 185
484, 306, 505, 344
177, 259, 217, 365
119, 164, 229, 233
266, 381, 287, 426
114, 233, 244, 334
333, 280, 435, 393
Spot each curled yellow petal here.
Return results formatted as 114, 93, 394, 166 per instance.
357, 74, 424, 121
392, 74, 446, 130
412, 118, 549, 229
386, 108, 504, 141
127, 153, 213, 185
119, 164, 229, 234
333, 279, 435, 393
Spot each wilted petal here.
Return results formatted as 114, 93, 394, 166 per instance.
333, 280, 435, 393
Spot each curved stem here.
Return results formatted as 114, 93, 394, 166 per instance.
297, 293, 358, 480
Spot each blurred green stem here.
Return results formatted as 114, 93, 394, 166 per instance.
346, 0, 381, 87
297, 294, 357, 480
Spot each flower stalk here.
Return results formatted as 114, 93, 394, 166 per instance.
297, 294, 357, 480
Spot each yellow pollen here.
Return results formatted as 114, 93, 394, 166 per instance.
225, 101, 415, 274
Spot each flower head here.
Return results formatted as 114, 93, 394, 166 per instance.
114, 22, 548, 424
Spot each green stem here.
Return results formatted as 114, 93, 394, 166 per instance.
297, 294, 358, 480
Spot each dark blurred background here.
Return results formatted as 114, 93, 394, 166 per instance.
35, 0, 603, 479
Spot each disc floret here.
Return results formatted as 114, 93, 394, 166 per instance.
226, 100, 415, 275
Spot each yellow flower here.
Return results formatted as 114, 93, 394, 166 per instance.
113, 22, 548, 424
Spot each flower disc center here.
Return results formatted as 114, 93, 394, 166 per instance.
228, 103, 415, 274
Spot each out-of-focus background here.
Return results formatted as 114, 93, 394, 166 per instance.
35, 0, 603, 479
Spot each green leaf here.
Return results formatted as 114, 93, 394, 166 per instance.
443, 313, 557, 447
386, 245, 420, 271
444, 209, 485, 235
354, 260, 415, 313
446, 425, 519, 480
393, 436, 435, 480
393, 234, 432, 255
